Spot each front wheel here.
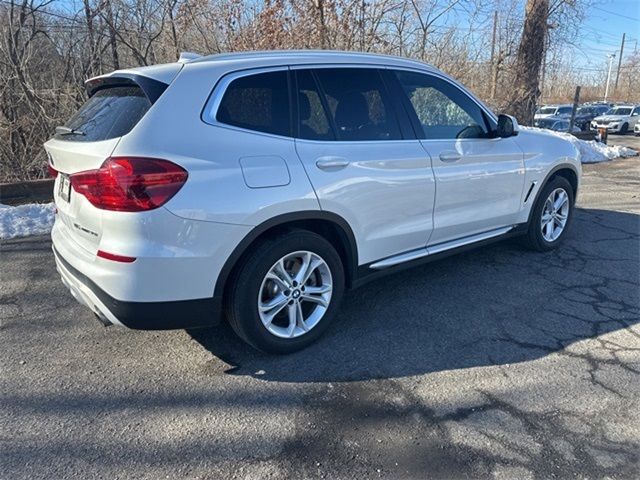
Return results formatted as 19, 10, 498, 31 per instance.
522, 176, 574, 252
620, 123, 629, 134
226, 230, 345, 354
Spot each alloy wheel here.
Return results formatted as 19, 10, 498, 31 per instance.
258, 251, 333, 338
540, 187, 570, 242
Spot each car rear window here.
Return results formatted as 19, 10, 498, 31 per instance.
215, 71, 290, 137
55, 86, 151, 142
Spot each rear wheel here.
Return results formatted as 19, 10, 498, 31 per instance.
522, 176, 574, 252
227, 230, 345, 353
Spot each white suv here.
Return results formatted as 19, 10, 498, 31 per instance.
590, 105, 640, 134
45, 51, 581, 353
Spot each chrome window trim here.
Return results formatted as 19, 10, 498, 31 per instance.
288, 63, 390, 71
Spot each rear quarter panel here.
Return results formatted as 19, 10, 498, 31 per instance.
113, 61, 320, 227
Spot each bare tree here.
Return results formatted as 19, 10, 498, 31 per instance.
506, 0, 549, 124
0, 0, 626, 183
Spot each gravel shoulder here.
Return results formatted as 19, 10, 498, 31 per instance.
1, 157, 639, 479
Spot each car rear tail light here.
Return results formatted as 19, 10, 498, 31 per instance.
47, 163, 58, 178
70, 157, 187, 212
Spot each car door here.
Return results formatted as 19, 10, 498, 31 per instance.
293, 67, 436, 265
391, 69, 525, 246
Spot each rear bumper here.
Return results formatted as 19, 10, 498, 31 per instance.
53, 246, 222, 330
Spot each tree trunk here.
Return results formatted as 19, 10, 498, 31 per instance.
508, 0, 549, 125
83, 0, 100, 76
104, 0, 120, 70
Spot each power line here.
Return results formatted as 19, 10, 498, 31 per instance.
592, 6, 640, 22
570, 64, 636, 71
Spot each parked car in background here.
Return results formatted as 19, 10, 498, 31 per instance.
44, 50, 581, 353
534, 116, 581, 133
572, 104, 611, 131
534, 104, 573, 121
590, 104, 640, 134
583, 101, 614, 108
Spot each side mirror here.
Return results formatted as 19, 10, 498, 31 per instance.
496, 114, 519, 138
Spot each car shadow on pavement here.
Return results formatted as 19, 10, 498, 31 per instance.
188, 208, 640, 383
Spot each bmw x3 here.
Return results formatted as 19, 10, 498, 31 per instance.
46, 51, 581, 353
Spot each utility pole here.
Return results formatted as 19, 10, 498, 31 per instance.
614, 32, 625, 93
489, 10, 498, 101
604, 53, 616, 102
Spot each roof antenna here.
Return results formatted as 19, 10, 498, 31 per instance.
178, 52, 201, 63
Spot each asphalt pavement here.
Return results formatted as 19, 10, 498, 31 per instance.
1, 157, 639, 479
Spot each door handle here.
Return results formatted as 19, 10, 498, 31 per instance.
439, 152, 462, 163
316, 156, 350, 170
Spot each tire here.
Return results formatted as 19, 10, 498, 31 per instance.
226, 229, 345, 354
521, 176, 574, 252
621, 123, 629, 134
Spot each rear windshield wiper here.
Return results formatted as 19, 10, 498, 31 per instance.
55, 126, 85, 136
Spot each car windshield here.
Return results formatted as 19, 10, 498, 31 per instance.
577, 107, 593, 115
538, 107, 556, 114
610, 107, 632, 116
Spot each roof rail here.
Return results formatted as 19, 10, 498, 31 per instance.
178, 52, 202, 63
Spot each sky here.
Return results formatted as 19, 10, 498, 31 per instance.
573, 0, 639, 75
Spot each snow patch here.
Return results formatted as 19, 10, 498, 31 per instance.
521, 126, 638, 164
0, 202, 55, 239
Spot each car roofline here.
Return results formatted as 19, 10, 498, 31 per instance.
85, 50, 442, 89
187, 49, 438, 71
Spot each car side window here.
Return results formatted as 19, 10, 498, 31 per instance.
215, 70, 290, 137
632, 107, 640, 116
394, 70, 489, 140
558, 107, 572, 115
295, 70, 334, 140
312, 68, 402, 141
